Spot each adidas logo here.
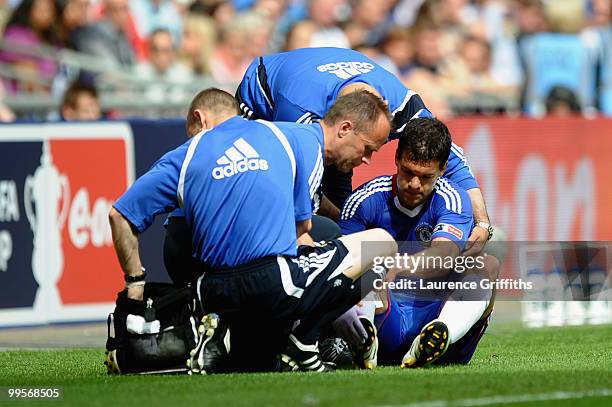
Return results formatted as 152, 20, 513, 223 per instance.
212, 138, 269, 180
316, 61, 375, 79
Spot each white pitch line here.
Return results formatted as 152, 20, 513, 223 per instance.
372, 388, 612, 407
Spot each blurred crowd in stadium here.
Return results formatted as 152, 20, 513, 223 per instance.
0, 0, 610, 121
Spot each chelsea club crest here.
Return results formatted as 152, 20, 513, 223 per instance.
415, 223, 433, 245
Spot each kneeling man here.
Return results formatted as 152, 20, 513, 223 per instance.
109, 89, 398, 373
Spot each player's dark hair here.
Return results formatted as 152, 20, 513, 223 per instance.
186, 87, 239, 136
322, 90, 392, 135
61, 80, 98, 110
396, 118, 452, 170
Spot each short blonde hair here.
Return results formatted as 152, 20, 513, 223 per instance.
323, 90, 392, 135
186, 88, 238, 136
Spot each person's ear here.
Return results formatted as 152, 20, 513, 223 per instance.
338, 120, 353, 138
194, 109, 209, 130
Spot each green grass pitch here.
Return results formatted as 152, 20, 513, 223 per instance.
0, 324, 611, 407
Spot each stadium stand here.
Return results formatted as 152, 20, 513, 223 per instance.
0, 0, 609, 121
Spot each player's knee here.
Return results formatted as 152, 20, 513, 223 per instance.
369, 228, 397, 257
339, 228, 396, 259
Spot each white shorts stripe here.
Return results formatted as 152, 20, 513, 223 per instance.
307, 258, 333, 267
306, 248, 336, 263
277, 256, 304, 299
304, 251, 337, 287
326, 248, 354, 281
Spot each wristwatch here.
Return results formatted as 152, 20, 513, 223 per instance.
476, 222, 494, 240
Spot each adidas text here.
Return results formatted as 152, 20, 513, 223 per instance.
212, 158, 269, 179
316, 61, 375, 79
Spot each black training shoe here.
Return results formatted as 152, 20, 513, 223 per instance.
320, 337, 354, 369
348, 316, 378, 370
401, 320, 449, 368
279, 334, 334, 372
187, 313, 230, 375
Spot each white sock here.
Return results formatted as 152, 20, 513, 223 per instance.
358, 292, 380, 321
437, 300, 488, 344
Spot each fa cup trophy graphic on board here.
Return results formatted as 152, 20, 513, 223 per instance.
24, 140, 70, 313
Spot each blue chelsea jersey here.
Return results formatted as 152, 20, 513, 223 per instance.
339, 175, 474, 251
237, 47, 478, 191
113, 116, 324, 267
237, 47, 432, 135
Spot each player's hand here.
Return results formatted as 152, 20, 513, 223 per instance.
332, 305, 368, 347
297, 232, 315, 247
463, 226, 489, 256
127, 285, 144, 301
